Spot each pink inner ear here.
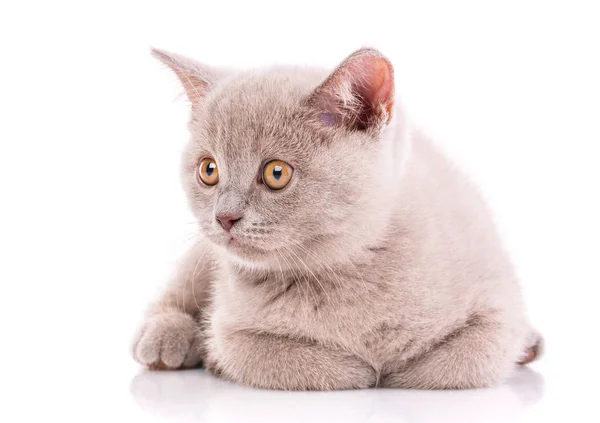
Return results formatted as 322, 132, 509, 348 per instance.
348, 55, 394, 122
151, 49, 212, 105
309, 49, 395, 129
351, 56, 394, 106
171, 71, 210, 104
311, 49, 394, 129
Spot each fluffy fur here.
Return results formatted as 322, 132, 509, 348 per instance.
132, 47, 542, 390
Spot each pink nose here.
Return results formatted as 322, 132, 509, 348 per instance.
216, 212, 242, 231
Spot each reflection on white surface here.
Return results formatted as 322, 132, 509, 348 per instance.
131, 367, 544, 423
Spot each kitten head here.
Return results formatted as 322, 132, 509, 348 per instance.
153, 48, 407, 269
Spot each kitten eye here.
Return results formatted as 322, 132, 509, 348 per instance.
198, 158, 219, 186
262, 160, 293, 190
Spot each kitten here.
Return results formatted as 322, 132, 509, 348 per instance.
132, 47, 542, 390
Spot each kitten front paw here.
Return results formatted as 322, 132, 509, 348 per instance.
133, 312, 203, 370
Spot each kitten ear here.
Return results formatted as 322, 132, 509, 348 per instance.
307, 48, 395, 130
151, 48, 222, 105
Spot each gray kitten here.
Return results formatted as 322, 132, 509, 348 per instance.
133, 47, 542, 390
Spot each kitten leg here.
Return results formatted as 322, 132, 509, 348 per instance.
132, 243, 215, 370
381, 314, 526, 389
206, 329, 376, 390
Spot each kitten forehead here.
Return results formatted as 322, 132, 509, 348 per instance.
195, 66, 330, 162
212, 66, 327, 119
229, 66, 328, 96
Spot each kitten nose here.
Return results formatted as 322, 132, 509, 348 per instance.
216, 212, 243, 231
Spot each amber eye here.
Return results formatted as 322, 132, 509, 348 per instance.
262, 160, 293, 190
198, 158, 219, 186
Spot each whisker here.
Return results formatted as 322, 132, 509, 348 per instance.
189, 247, 208, 317
294, 242, 345, 292
316, 237, 371, 292
272, 250, 288, 303
285, 246, 331, 303
279, 248, 310, 307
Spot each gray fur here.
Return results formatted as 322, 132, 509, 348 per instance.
133, 48, 542, 390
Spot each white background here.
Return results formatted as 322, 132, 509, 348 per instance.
1, 1, 599, 422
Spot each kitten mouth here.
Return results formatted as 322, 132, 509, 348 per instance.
225, 236, 268, 257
